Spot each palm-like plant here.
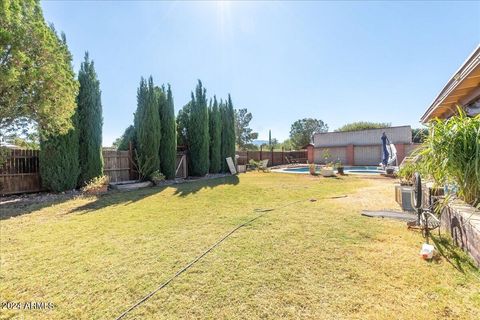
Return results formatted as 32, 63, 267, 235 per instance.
418, 107, 479, 206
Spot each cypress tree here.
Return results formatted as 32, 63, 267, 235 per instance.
188, 80, 209, 176
220, 100, 227, 172
209, 96, 221, 173
177, 103, 191, 148
220, 95, 236, 172
159, 84, 177, 179
135, 76, 161, 179
77, 52, 103, 185
226, 94, 236, 164
39, 112, 80, 192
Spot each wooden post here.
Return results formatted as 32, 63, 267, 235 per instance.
271, 147, 274, 166
246, 150, 249, 165
183, 153, 187, 178
282, 147, 285, 164
260, 145, 263, 160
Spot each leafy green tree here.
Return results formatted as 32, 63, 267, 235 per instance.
159, 84, 176, 179
270, 138, 279, 150
279, 138, 293, 150
77, 52, 103, 185
39, 113, 80, 192
188, 80, 209, 176
244, 143, 259, 151
0, 0, 78, 136
112, 125, 135, 150
335, 121, 391, 132
209, 96, 222, 173
176, 103, 191, 148
234, 108, 258, 150
134, 77, 161, 180
221, 95, 236, 172
289, 118, 328, 149
412, 128, 428, 143
5, 132, 39, 149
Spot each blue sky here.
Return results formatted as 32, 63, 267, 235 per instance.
41, 1, 480, 146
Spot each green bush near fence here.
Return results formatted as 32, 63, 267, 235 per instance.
39, 116, 80, 192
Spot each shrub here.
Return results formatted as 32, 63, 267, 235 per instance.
397, 162, 417, 185
418, 108, 479, 205
39, 119, 80, 192
81, 175, 109, 193
150, 170, 166, 185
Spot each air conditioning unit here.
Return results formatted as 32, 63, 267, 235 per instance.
395, 184, 415, 212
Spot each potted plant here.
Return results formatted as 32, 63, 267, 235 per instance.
82, 175, 109, 195
150, 170, 166, 186
321, 162, 336, 177
308, 162, 316, 175
335, 160, 344, 175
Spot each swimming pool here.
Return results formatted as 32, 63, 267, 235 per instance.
278, 166, 385, 175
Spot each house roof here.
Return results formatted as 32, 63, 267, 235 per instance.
420, 45, 480, 123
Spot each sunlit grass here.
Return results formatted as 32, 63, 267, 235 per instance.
1, 173, 479, 319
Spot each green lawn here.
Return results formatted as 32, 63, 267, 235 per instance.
1, 173, 479, 319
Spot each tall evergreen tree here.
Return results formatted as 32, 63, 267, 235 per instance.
220, 100, 227, 172
209, 96, 222, 173
37, 28, 80, 192
77, 52, 103, 185
177, 103, 191, 148
134, 76, 161, 179
39, 113, 80, 192
220, 95, 236, 172
188, 80, 209, 176
226, 94, 236, 163
112, 125, 135, 151
159, 84, 177, 179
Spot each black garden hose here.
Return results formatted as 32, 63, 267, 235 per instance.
114, 195, 346, 320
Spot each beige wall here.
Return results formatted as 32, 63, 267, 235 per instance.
314, 126, 412, 147
354, 146, 382, 166
314, 147, 347, 164
312, 143, 421, 166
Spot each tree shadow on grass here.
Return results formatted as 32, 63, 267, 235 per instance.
172, 175, 239, 197
68, 175, 240, 215
1, 193, 78, 221
430, 234, 479, 274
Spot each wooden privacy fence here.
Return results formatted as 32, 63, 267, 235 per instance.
0, 148, 189, 195
103, 149, 131, 182
236, 148, 307, 166
0, 149, 42, 195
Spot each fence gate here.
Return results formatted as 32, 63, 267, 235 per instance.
0, 149, 42, 195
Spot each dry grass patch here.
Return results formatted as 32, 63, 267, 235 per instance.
1, 173, 479, 319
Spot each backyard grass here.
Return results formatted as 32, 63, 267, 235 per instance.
1, 172, 479, 319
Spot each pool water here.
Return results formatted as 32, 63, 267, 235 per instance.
281, 166, 385, 175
